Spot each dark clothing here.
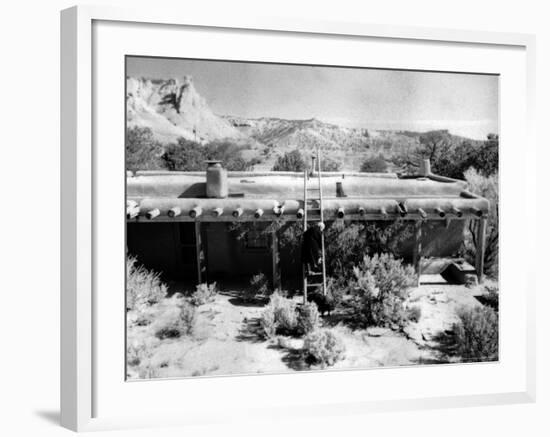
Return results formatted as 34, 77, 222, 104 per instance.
301, 226, 323, 271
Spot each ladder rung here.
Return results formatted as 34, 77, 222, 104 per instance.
303, 147, 327, 297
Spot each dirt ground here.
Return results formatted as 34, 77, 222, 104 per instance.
127, 275, 495, 380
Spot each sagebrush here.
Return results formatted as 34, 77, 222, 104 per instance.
324, 221, 414, 279
303, 329, 346, 368
190, 282, 217, 306
126, 255, 167, 311
463, 168, 499, 278
247, 272, 269, 301
154, 299, 197, 339
297, 302, 321, 335
452, 305, 498, 362
260, 292, 321, 338
348, 253, 416, 328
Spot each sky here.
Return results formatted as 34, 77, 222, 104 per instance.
127, 57, 499, 140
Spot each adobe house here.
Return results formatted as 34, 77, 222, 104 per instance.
126, 159, 489, 289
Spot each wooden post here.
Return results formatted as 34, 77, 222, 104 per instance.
303, 168, 308, 303
195, 221, 202, 284
271, 228, 280, 291
475, 218, 487, 284
412, 220, 422, 286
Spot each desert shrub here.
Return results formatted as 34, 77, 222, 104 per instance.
364, 222, 415, 258
297, 302, 321, 335
463, 168, 499, 278
391, 131, 498, 180
189, 282, 218, 306
325, 277, 345, 309
324, 221, 414, 280
126, 126, 165, 172
348, 254, 416, 328
154, 300, 197, 339
129, 308, 154, 327
320, 156, 343, 172
306, 155, 342, 172
260, 305, 277, 338
360, 154, 388, 173
161, 138, 205, 171
303, 329, 346, 368
272, 293, 299, 334
260, 292, 307, 338
406, 305, 422, 323
248, 272, 269, 301
272, 149, 306, 172
161, 137, 257, 171
452, 305, 498, 362
126, 338, 161, 379
177, 300, 197, 336
483, 285, 499, 312
324, 222, 367, 279
127, 341, 147, 367
474, 134, 499, 176
126, 256, 167, 311
204, 140, 256, 171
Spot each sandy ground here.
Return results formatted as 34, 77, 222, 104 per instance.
127, 276, 495, 380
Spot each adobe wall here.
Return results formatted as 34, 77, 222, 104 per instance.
205, 223, 273, 280
127, 223, 198, 281
126, 219, 466, 285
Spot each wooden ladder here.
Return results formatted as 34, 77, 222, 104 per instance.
303, 147, 327, 302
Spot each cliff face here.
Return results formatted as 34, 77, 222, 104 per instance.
127, 76, 242, 144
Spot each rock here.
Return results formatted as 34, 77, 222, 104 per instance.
367, 327, 388, 337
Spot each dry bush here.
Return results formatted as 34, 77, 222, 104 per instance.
303, 329, 346, 368
271, 293, 299, 334
260, 292, 319, 338
154, 300, 197, 339
260, 292, 297, 338
189, 282, 217, 306
297, 302, 321, 335
483, 285, 499, 312
247, 272, 269, 301
126, 255, 167, 311
452, 305, 498, 362
325, 277, 345, 309
324, 221, 414, 280
260, 305, 277, 338
348, 253, 416, 329
360, 154, 388, 173
272, 149, 305, 171
126, 337, 161, 379
126, 126, 165, 172
463, 168, 499, 278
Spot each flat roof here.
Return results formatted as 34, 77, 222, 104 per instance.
126, 171, 488, 222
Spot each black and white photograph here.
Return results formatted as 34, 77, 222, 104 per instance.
125, 56, 499, 380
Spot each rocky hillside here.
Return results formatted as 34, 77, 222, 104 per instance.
126, 76, 485, 171
127, 76, 243, 144
225, 116, 370, 150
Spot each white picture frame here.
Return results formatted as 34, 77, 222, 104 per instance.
60, 5, 536, 432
